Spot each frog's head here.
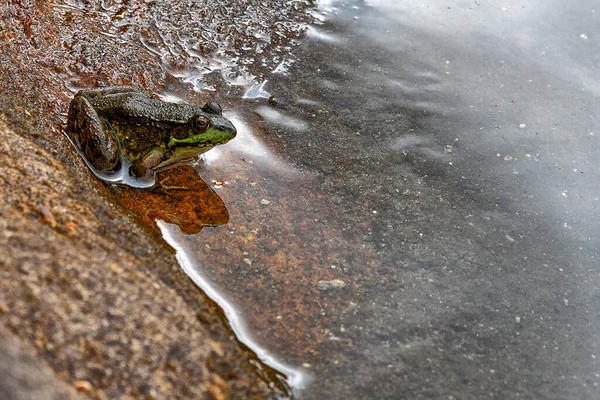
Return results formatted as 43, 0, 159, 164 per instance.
167, 102, 237, 155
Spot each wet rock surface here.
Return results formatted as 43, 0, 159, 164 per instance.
0, 0, 312, 398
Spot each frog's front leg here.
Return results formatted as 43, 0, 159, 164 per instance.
67, 94, 120, 172
132, 149, 190, 192
129, 148, 166, 178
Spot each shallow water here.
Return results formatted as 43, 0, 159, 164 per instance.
168, 0, 599, 398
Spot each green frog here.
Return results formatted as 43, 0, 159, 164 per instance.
66, 86, 236, 185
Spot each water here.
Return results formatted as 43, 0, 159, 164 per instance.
165, 0, 600, 398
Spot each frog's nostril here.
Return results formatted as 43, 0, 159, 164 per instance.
211, 118, 236, 136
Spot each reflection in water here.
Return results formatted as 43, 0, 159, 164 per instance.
243, 80, 272, 99
203, 114, 298, 174
107, 166, 229, 236
255, 107, 309, 132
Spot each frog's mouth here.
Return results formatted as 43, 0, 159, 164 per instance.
167, 117, 237, 149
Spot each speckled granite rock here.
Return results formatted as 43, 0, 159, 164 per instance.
0, 325, 82, 400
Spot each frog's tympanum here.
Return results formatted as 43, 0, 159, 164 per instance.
66, 86, 236, 182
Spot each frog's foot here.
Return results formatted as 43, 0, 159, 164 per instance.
150, 177, 191, 196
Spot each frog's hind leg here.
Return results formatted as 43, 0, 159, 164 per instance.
76, 86, 139, 100
76, 86, 153, 102
67, 94, 120, 172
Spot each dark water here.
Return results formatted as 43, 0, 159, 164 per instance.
164, 0, 599, 398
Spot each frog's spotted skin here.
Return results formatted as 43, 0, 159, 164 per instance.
66, 86, 236, 185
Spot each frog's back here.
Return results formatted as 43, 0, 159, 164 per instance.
93, 92, 195, 123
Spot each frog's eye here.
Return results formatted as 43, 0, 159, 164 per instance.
192, 116, 210, 133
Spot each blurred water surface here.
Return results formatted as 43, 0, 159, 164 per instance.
165, 1, 599, 398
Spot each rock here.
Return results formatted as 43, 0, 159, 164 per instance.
317, 279, 347, 291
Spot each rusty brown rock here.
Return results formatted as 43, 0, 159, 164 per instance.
108, 166, 230, 237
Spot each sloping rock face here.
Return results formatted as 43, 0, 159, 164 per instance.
0, 1, 311, 398
0, 324, 82, 400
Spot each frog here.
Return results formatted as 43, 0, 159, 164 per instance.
66, 86, 236, 183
